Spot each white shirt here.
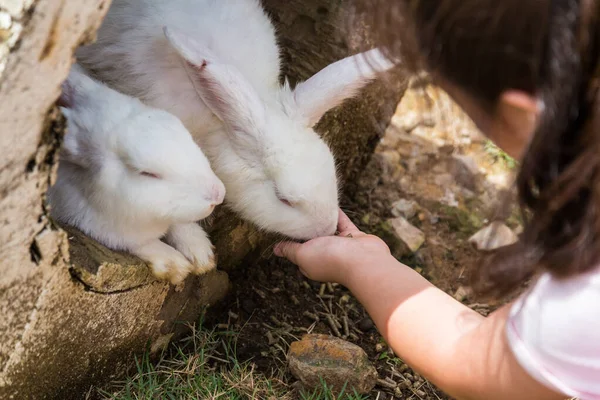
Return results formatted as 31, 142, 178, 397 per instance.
506, 267, 600, 399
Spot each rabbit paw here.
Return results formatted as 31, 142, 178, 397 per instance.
166, 223, 217, 275
131, 240, 193, 285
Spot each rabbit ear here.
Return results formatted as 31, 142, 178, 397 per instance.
58, 63, 97, 110
293, 48, 397, 127
57, 65, 102, 168
164, 27, 266, 137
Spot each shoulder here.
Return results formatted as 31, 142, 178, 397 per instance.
506, 268, 600, 399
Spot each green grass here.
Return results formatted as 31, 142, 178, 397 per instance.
484, 140, 518, 169
97, 318, 369, 400
299, 379, 368, 400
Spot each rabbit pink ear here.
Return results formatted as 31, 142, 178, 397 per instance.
57, 80, 75, 108
164, 26, 266, 137
293, 49, 397, 127
58, 64, 96, 110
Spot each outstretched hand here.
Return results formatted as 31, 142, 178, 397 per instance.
274, 209, 391, 285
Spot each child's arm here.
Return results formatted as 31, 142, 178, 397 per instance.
275, 210, 565, 400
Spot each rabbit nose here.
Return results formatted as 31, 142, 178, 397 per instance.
209, 182, 225, 206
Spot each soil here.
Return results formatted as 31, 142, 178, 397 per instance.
205, 84, 523, 399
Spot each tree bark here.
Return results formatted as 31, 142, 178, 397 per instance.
0, 0, 405, 398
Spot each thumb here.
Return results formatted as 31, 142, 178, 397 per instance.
274, 241, 302, 265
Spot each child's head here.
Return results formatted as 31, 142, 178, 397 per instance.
358, 0, 600, 295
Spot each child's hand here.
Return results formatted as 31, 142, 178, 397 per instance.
274, 209, 391, 285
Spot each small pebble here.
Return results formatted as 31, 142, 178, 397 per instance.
357, 317, 375, 332
391, 198, 419, 219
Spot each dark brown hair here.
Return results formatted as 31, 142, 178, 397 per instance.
356, 0, 600, 296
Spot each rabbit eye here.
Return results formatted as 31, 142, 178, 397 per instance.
140, 171, 161, 179
277, 194, 293, 207
274, 186, 294, 207
279, 198, 292, 207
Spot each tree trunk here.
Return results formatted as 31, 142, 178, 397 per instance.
0, 0, 405, 398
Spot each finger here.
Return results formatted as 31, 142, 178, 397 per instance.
274, 241, 302, 265
337, 209, 360, 234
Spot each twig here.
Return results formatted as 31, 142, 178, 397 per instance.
325, 314, 342, 337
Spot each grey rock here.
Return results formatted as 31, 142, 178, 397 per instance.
391, 199, 419, 219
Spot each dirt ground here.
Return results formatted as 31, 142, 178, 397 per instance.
203, 83, 522, 400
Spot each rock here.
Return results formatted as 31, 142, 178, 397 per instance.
451, 154, 479, 191
288, 334, 378, 394
391, 199, 419, 219
389, 217, 425, 252
469, 222, 518, 250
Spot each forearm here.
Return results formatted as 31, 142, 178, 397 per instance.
343, 255, 564, 400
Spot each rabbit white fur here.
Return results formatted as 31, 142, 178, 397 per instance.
76, 0, 395, 240
48, 64, 226, 285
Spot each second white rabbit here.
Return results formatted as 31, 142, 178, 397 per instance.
48, 64, 226, 285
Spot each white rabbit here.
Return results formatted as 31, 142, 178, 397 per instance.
48, 63, 226, 285
76, 0, 395, 240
